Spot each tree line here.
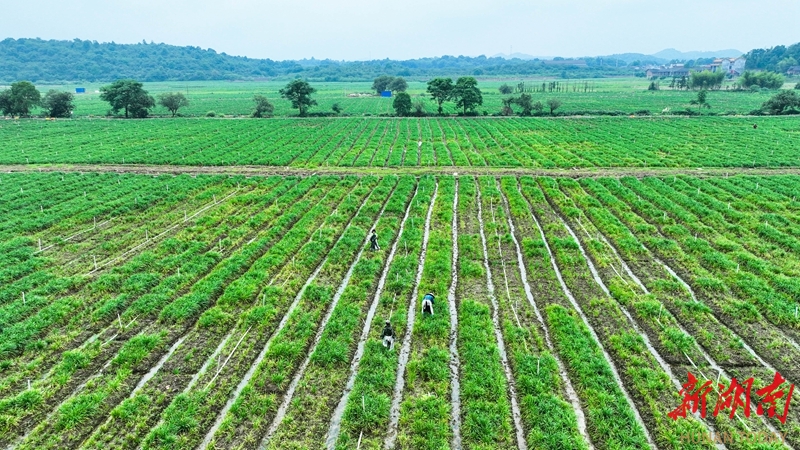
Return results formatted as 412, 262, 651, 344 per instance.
4, 76, 797, 119
744, 42, 800, 73
649, 70, 785, 91
0, 38, 636, 83
0, 81, 75, 118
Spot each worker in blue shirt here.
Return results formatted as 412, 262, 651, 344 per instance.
422, 292, 435, 315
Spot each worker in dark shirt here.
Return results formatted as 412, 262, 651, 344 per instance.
382, 320, 396, 350
369, 229, 380, 251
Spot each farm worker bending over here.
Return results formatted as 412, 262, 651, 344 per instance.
382, 320, 397, 350
421, 292, 435, 316
369, 229, 380, 251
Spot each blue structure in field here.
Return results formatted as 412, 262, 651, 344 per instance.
380, 90, 392, 97
75, 87, 86, 94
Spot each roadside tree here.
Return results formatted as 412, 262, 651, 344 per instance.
546, 98, 562, 115
158, 92, 189, 117
252, 95, 275, 117
0, 81, 41, 117
372, 75, 394, 94
762, 90, 800, 115
453, 76, 483, 114
393, 92, 412, 116
388, 77, 408, 92
99, 80, 155, 118
690, 89, 711, 110
426, 77, 454, 115
41, 90, 74, 118
279, 80, 317, 116
498, 84, 514, 95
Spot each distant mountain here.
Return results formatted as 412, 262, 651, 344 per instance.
494, 49, 742, 64
651, 48, 743, 61
600, 53, 666, 65
491, 52, 552, 60
0, 38, 637, 83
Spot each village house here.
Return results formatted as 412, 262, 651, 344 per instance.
646, 65, 690, 78
710, 57, 746, 75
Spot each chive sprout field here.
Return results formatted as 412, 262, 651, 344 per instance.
2, 168, 800, 450
2, 116, 800, 169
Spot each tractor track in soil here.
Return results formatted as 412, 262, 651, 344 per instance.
447, 179, 462, 450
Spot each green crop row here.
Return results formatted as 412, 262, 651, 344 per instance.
492, 177, 589, 449
3, 117, 800, 168
261, 176, 416, 449
70, 177, 313, 449
581, 177, 799, 447
206, 176, 395, 448
139, 177, 365, 449
397, 177, 455, 450
4, 177, 333, 448
335, 176, 436, 450
455, 176, 516, 450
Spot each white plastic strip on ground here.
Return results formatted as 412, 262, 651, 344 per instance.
476, 182, 527, 450
88, 187, 241, 274
447, 178, 463, 450
554, 212, 731, 449
185, 330, 233, 392
498, 183, 591, 449
518, 183, 657, 449
384, 182, 438, 450
655, 256, 779, 370
572, 183, 793, 448
197, 185, 372, 450
257, 181, 398, 449
34, 218, 113, 254
129, 335, 188, 398
325, 183, 419, 450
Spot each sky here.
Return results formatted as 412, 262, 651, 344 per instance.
2, 0, 798, 61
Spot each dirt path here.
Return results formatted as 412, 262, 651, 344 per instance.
476, 184, 527, 450
5, 163, 800, 179
498, 184, 591, 448
447, 179, 462, 450
256, 181, 397, 449
520, 182, 657, 448
385, 181, 438, 450
325, 182, 418, 450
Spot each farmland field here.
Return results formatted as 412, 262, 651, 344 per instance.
2, 167, 800, 450
18, 78, 795, 118
2, 116, 800, 169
